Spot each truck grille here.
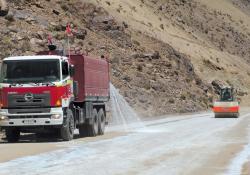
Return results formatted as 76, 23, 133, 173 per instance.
8, 93, 51, 114
8, 115, 51, 119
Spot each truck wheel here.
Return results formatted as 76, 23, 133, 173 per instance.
98, 109, 106, 135
79, 109, 98, 137
87, 108, 99, 137
60, 109, 75, 141
5, 128, 20, 143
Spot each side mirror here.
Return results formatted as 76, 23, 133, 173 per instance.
69, 65, 75, 76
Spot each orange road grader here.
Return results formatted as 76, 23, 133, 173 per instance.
213, 87, 239, 118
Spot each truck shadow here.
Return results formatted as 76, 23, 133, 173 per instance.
0, 133, 83, 143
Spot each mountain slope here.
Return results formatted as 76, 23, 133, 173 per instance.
91, 0, 250, 104
1, 0, 249, 116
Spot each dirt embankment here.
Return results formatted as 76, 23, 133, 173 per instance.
0, 0, 216, 117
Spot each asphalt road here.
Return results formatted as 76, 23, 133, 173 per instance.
0, 111, 250, 175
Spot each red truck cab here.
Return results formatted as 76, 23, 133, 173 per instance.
0, 53, 110, 142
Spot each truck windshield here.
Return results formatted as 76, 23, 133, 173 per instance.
0, 59, 60, 84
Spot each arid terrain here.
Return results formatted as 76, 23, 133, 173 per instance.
1, 0, 250, 117
0, 1, 250, 174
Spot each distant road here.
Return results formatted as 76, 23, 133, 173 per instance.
0, 111, 249, 175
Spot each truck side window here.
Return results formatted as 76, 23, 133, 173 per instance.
62, 61, 69, 79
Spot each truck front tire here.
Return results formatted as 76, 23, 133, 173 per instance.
5, 128, 20, 143
60, 109, 75, 141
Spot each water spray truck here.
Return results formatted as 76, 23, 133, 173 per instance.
213, 87, 239, 118
0, 45, 110, 142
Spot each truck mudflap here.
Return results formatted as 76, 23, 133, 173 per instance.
0, 108, 64, 127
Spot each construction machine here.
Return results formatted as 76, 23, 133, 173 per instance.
213, 87, 239, 118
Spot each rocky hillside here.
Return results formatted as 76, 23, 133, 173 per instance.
1, 0, 249, 117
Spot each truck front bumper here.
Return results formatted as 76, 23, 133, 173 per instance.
0, 108, 64, 127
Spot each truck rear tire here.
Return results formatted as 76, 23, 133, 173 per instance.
78, 108, 99, 137
88, 108, 99, 137
98, 108, 106, 135
60, 109, 75, 141
5, 128, 20, 143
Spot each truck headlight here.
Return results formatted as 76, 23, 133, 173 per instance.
0, 116, 8, 121
51, 114, 62, 119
